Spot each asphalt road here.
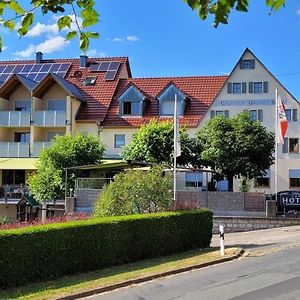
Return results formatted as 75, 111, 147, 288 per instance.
86, 226, 300, 300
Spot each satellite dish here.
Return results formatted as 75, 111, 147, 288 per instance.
73, 70, 83, 79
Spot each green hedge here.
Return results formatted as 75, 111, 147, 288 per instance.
0, 209, 212, 288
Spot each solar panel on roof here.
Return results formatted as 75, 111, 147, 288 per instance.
105, 70, 117, 81
108, 62, 120, 71
98, 62, 110, 71
0, 63, 71, 84
89, 63, 99, 72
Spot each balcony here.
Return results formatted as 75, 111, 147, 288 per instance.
0, 111, 30, 127
0, 142, 30, 157
34, 111, 66, 127
32, 142, 53, 157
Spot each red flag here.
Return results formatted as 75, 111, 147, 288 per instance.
277, 95, 288, 144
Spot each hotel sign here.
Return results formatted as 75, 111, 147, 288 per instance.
279, 194, 300, 207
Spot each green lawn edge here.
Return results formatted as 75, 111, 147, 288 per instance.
0, 247, 241, 300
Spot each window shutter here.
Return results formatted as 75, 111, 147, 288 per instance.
249, 82, 254, 93
210, 110, 215, 119
258, 110, 263, 122
282, 138, 289, 153
263, 81, 268, 93
239, 60, 244, 69
227, 82, 232, 94
224, 110, 229, 118
292, 109, 297, 122
251, 59, 255, 69
242, 82, 247, 94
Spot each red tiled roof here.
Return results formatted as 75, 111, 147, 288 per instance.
102, 76, 228, 127
0, 56, 131, 122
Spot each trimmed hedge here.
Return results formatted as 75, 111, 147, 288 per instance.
0, 209, 212, 288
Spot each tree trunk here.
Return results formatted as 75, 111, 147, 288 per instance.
41, 203, 47, 223
227, 175, 234, 192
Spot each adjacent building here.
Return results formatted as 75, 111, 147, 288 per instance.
0, 48, 298, 217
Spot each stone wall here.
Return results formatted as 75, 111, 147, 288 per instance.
213, 216, 300, 234
175, 191, 265, 216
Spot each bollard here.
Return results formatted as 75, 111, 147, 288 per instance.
219, 224, 225, 256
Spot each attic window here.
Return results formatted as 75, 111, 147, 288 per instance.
83, 76, 97, 86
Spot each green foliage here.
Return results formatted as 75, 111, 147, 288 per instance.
94, 167, 173, 217
28, 134, 105, 203
0, 216, 12, 225
123, 120, 204, 167
0, 0, 99, 52
184, 0, 285, 27
0, 210, 213, 288
239, 176, 251, 192
197, 112, 275, 191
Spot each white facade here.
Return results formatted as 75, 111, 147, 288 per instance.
199, 49, 300, 193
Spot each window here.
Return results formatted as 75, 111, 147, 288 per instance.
122, 101, 140, 115
248, 110, 263, 122
186, 172, 203, 188
285, 109, 297, 122
289, 138, 299, 153
240, 59, 255, 69
15, 100, 31, 111
289, 170, 300, 188
119, 85, 144, 116
254, 82, 263, 94
232, 83, 241, 94
158, 84, 186, 116
48, 100, 66, 111
14, 132, 30, 143
211, 110, 229, 118
2, 170, 25, 185
114, 134, 125, 148
47, 132, 64, 142
254, 178, 270, 188
83, 76, 97, 86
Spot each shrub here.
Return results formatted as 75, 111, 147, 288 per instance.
0, 209, 212, 288
94, 166, 173, 217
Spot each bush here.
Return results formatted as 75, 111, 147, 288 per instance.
0, 209, 212, 288
94, 167, 173, 217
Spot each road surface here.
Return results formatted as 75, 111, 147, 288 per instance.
86, 226, 300, 300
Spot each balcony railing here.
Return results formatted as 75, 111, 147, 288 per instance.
0, 142, 30, 157
34, 111, 66, 126
0, 111, 30, 127
32, 142, 53, 157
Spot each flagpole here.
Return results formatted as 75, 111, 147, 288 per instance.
275, 88, 278, 199
173, 94, 178, 204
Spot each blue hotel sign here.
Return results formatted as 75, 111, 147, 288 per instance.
279, 194, 300, 207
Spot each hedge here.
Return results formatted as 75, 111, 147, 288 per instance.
0, 209, 212, 288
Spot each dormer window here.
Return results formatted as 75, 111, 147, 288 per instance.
119, 85, 145, 116
158, 84, 186, 116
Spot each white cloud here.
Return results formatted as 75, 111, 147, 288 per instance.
26, 22, 59, 37
126, 35, 139, 42
297, 8, 300, 15
86, 49, 106, 57
13, 36, 70, 58
113, 35, 139, 42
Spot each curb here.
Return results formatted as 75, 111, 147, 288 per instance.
57, 248, 245, 300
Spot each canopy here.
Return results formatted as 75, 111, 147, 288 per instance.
0, 158, 39, 170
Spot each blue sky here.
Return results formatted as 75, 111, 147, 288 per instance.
1, 1, 300, 99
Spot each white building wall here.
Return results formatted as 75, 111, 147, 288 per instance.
199, 50, 300, 193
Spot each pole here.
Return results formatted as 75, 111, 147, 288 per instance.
173, 94, 178, 204
219, 225, 225, 256
275, 88, 278, 200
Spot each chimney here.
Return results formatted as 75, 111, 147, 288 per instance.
36, 51, 43, 64
80, 55, 88, 68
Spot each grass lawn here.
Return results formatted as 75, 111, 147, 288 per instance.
0, 247, 241, 300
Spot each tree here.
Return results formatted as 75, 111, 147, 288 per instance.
28, 133, 105, 203
122, 120, 204, 167
0, 0, 99, 52
184, 0, 285, 27
93, 166, 172, 217
197, 112, 275, 191
0, 1, 285, 52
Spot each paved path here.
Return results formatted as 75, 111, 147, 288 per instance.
85, 226, 300, 299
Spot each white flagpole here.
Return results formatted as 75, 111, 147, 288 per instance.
275, 88, 278, 198
173, 94, 178, 203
